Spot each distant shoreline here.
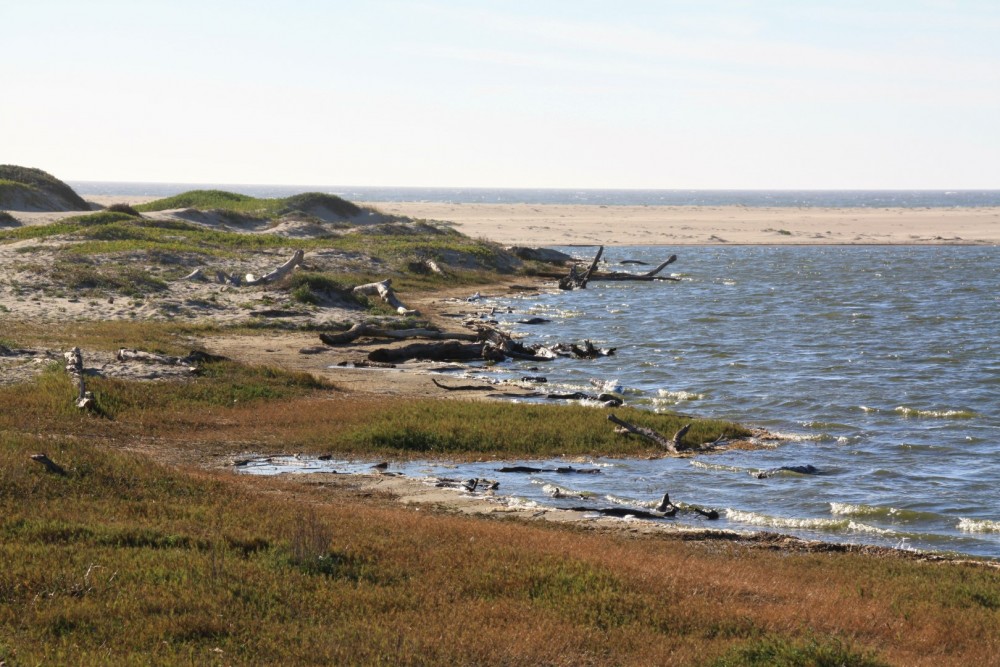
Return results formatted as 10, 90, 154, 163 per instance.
21, 194, 997, 247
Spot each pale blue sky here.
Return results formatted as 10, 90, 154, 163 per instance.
3, 1, 998, 188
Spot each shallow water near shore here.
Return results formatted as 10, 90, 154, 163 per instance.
252, 245, 1000, 558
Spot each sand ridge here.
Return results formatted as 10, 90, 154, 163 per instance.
362, 201, 1000, 246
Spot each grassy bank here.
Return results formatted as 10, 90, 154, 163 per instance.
3, 415, 999, 665
0, 362, 743, 460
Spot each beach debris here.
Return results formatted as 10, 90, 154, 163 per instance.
466, 291, 482, 302
371, 461, 389, 472
517, 317, 551, 325
30, 453, 67, 476
607, 413, 691, 455
352, 278, 418, 316
755, 465, 820, 479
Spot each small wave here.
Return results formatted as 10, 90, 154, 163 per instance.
859, 405, 880, 413
769, 431, 825, 442
894, 406, 978, 419
957, 518, 1000, 533
656, 389, 705, 402
726, 510, 895, 535
690, 460, 746, 474
830, 503, 938, 522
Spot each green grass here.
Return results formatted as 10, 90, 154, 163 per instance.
0, 165, 90, 210
134, 190, 363, 220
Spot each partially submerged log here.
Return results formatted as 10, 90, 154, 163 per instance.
756, 465, 819, 479
594, 255, 679, 282
353, 279, 418, 316
497, 466, 602, 475
31, 453, 67, 476
559, 245, 604, 290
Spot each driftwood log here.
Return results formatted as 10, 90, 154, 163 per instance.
559, 245, 604, 290
542, 250, 679, 284
607, 413, 691, 454
353, 279, 417, 316
64, 347, 93, 410
116, 349, 228, 366
244, 249, 304, 286
431, 378, 496, 391
183, 251, 304, 286
319, 323, 478, 346
368, 341, 498, 364
31, 453, 67, 476
596, 255, 679, 282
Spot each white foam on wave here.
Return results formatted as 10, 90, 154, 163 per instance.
726, 510, 895, 535
957, 518, 1000, 533
689, 460, 746, 474
895, 406, 977, 419
655, 389, 705, 403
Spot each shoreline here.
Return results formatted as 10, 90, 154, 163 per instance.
7, 196, 999, 247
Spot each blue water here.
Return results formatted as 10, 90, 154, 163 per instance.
244, 245, 1000, 558
71, 182, 1000, 208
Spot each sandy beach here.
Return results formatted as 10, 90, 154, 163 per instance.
362, 201, 1000, 246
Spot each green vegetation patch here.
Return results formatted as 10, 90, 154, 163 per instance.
135, 189, 364, 222
0, 165, 90, 211
712, 635, 889, 667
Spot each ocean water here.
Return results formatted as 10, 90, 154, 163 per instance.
243, 245, 1000, 558
71, 182, 1000, 208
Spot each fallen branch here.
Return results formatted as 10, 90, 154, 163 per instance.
245, 249, 304, 286
31, 453, 67, 476
352, 279, 418, 316
607, 413, 680, 454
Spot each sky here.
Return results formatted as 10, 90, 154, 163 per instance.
2, 1, 999, 189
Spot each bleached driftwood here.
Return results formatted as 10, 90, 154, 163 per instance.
319, 323, 478, 346
31, 453, 67, 476
424, 259, 446, 276
245, 249, 304, 286
64, 347, 93, 410
181, 268, 207, 281
352, 279, 418, 316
